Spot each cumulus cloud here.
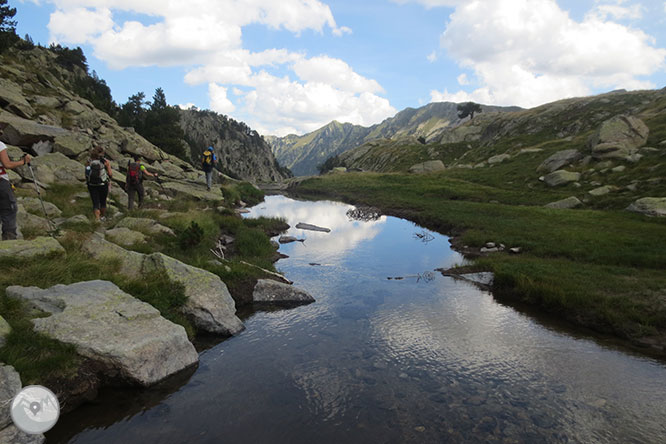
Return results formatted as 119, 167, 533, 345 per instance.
390, 0, 463, 7
427, 51, 437, 62
432, 0, 666, 107
42, 0, 390, 135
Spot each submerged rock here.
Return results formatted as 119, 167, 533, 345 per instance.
253, 279, 315, 305
295, 222, 331, 233
6, 281, 198, 386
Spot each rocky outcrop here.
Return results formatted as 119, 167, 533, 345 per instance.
6, 281, 198, 386
541, 170, 581, 187
252, 279, 315, 305
537, 149, 581, 173
105, 227, 147, 246
143, 253, 244, 336
544, 196, 583, 209
0, 364, 22, 429
590, 115, 649, 160
408, 160, 445, 174
81, 234, 145, 279
626, 197, 666, 217
0, 237, 65, 259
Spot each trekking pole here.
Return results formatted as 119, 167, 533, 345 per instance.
23, 155, 58, 237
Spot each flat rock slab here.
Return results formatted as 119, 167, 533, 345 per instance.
253, 279, 315, 305
115, 217, 175, 236
296, 223, 331, 233
0, 237, 64, 259
143, 253, 244, 336
6, 281, 198, 386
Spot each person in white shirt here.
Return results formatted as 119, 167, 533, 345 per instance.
0, 123, 31, 240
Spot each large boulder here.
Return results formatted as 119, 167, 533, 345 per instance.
81, 233, 145, 279
105, 227, 147, 247
6, 281, 198, 386
0, 111, 66, 146
537, 149, 581, 173
0, 425, 45, 444
0, 364, 22, 429
541, 170, 581, 187
161, 181, 224, 202
544, 196, 583, 209
253, 279, 315, 305
17, 197, 62, 218
143, 253, 244, 336
0, 237, 64, 259
25, 152, 85, 185
408, 160, 445, 174
115, 217, 175, 236
0, 79, 35, 119
626, 197, 666, 217
590, 115, 649, 160
53, 132, 93, 157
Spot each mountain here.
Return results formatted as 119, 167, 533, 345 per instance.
179, 108, 290, 182
0, 43, 287, 184
338, 88, 666, 177
267, 102, 521, 176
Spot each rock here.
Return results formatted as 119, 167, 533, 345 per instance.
81, 233, 145, 278
161, 181, 224, 202
537, 149, 581, 173
0, 364, 22, 429
590, 115, 649, 160
295, 223, 331, 233
545, 196, 583, 209
0, 78, 35, 118
6, 281, 198, 386
252, 279, 315, 305
143, 253, 244, 336
31, 140, 53, 156
485, 242, 496, 248
53, 132, 93, 157
509, 247, 522, 254
115, 217, 175, 236
0, 237, 64, 259
408, 160, 445, 174
588, 185, 616, 196
17, 197, 62, 218
23, 152, 85, 185
0, 111, 67, 146
626, 197, 666, 217
329, 167, 348, 174
108, 185, 129, 209
480, 247, 499, 253
611, 165, 626, 173
487, 153, 510, 164
0, 425, 45, 444
105, 227, 147, 246
0, 315, 10, 347
17, 205, 52, 235
542, 170, 581, 187
279, 236, 299, 244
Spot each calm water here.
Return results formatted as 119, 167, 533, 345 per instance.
48, 195, 666, 443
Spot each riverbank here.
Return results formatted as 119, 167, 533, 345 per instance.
291, 172, 666, 359
0, 181, 288, 415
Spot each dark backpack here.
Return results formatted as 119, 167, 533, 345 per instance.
127, 161, 141, 186
87, 160, 106, 185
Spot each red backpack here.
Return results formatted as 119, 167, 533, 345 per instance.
127, 161, 141, 185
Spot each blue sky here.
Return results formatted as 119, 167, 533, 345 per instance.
15, 0, 666, 136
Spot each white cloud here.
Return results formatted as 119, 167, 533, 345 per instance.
456, 73, 469, 85
48, 7, 113, 43
390, 0, 463, 8
42, 0, 389, 135
589, 3, 644, 21
435, 0, 666, 107
178, 102, 197, 110
427, 51, 437, 62
209, 83, 235, 114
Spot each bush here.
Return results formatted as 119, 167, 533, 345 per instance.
178, 221, 204, 250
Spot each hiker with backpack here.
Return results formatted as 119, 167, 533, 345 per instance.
85, 146, 113, 222
0, 123, 31, 240
125, 154, 157, 210
202, 146, 217, 191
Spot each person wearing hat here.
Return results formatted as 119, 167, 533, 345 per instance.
0, 123, 32, 240
201, 146, 217, 191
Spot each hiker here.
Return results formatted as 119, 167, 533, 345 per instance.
202, 146, 217, 191
125, 154, 158, 210
0, 124, 31, 240
85, 146, 113, 221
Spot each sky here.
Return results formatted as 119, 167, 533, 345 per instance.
14, 0, 666, 137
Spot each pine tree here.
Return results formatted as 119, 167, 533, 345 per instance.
0, 0, 18, 52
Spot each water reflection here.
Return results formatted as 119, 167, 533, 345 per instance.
50, 195, 666, 444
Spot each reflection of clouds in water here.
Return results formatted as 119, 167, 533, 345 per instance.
249, 196, 387, 258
